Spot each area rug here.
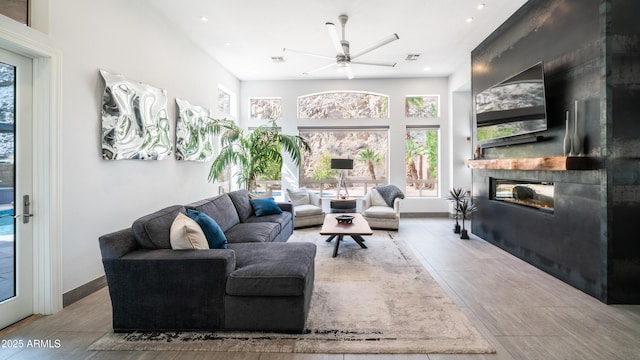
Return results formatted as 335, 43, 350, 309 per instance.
89, 229, 494, 354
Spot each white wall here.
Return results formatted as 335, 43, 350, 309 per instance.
2, 0, 240, 293
448, 63, 473, 199
240, 78, 452, 213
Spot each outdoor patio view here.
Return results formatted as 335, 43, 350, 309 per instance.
248, 91, 440, 199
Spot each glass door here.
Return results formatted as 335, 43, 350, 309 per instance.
0, 48, 33, 329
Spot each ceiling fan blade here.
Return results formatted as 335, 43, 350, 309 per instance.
326, 22, 346, 56
283, 48, 334, 60
303, 62, 337, 75
351, 33, 399, 59
351, 60, 397, 67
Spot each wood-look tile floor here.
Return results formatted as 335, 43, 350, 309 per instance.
1, 217, 639, 360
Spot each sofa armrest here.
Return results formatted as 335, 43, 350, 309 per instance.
393, 197, 401, 215
277, 201, 293, 213
102, 249, 236, 331
362, 192, 372, 211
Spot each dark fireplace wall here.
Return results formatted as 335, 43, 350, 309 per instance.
471, 0, 640, 303
606, 0, 640, 303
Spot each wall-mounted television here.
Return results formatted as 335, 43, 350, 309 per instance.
476, 62, 547, 144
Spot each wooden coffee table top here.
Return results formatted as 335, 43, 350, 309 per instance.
320, 213, 373, 236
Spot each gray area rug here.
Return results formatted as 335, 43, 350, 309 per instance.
89, 229, 495, 354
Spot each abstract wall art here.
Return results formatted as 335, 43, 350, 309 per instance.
175, 98, 215, 161
100, 70, 173, 160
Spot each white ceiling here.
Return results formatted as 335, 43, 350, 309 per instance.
143, 0, 527, 81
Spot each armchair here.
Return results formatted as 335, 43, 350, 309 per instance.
362, 188, 401, 230
286, 188, 325, 228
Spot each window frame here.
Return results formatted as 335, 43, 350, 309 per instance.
297, 90, 390, 119
297, 126, 390, 198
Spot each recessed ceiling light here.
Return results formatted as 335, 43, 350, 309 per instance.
423, 66, 432, 71
200, 16, 208, 22
477, 3, 486, 10
466, 17, 474, 23
225, 42, 231, 46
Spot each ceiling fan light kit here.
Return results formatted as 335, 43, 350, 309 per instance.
284, 14, 399, 79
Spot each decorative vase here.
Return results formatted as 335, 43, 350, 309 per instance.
563, 111, 572, 156
454, 222, 461, 234
460, 229, 469, 240
572, 100, 582, 156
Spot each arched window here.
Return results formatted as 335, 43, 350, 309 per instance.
297, 91, 389, 119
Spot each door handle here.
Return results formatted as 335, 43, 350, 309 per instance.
14, 195, 34, 224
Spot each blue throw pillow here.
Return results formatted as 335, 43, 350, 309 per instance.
186, 209, 227, 249
249, 197, 283, 217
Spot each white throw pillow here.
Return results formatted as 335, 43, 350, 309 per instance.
286, 188, 310, 206
370, 189, 389, 207
170, 213, 209, 250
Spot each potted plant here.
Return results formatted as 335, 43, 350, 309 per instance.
207, 119, 310, 191
447, 188, 466, 234
456, 198, 478, 240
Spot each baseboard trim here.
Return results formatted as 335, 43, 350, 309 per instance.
63, 275, 107, 307
401, 212, 449, 218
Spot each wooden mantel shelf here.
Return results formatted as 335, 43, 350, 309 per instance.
465, 156, 594, 171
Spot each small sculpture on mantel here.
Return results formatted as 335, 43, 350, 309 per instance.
563, 110, 572, 156
571, 100, 582, 156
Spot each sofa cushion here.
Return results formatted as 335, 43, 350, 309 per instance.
228, 189, 253, 222
226, 242, 316, 297
294, 204, 323, 217
286, 188, 310, 206
132, 205, 186, 249
170, 213, 209, 250
224, 222, 280, 244
245, 211, 292, 232
187, 209, 228, 249
186, 194, 240, 233
363, 205, 397, 219
250, 197, 283, 217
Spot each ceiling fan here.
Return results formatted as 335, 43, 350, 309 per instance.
284, 14, 399, 79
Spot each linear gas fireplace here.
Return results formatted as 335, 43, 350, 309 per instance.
490, 178, 554, 213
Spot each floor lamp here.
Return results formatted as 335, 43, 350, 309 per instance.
330, 158, 353, 199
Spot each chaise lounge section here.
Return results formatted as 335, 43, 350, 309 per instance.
99, 190, 316, 333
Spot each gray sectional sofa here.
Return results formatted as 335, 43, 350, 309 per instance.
99, 189, 316, 333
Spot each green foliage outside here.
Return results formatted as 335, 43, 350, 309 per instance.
357, 148, 383, 180
406, 96, 438, 118
207, 119, 310, 190
405, 129, 438, 187
425, 130, 438, 179
311, 152, 337, 181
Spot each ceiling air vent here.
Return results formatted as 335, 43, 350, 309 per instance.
271, 56, 286, 63
405, 54, 421, 61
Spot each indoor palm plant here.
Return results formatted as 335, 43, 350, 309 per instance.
447, 187, 466, 234
456, 198, 478, 240
207, 119, 310, 191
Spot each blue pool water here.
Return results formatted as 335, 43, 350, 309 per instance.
0, 209, 14, 237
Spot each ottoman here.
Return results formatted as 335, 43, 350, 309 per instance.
225, 242, 316, 333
